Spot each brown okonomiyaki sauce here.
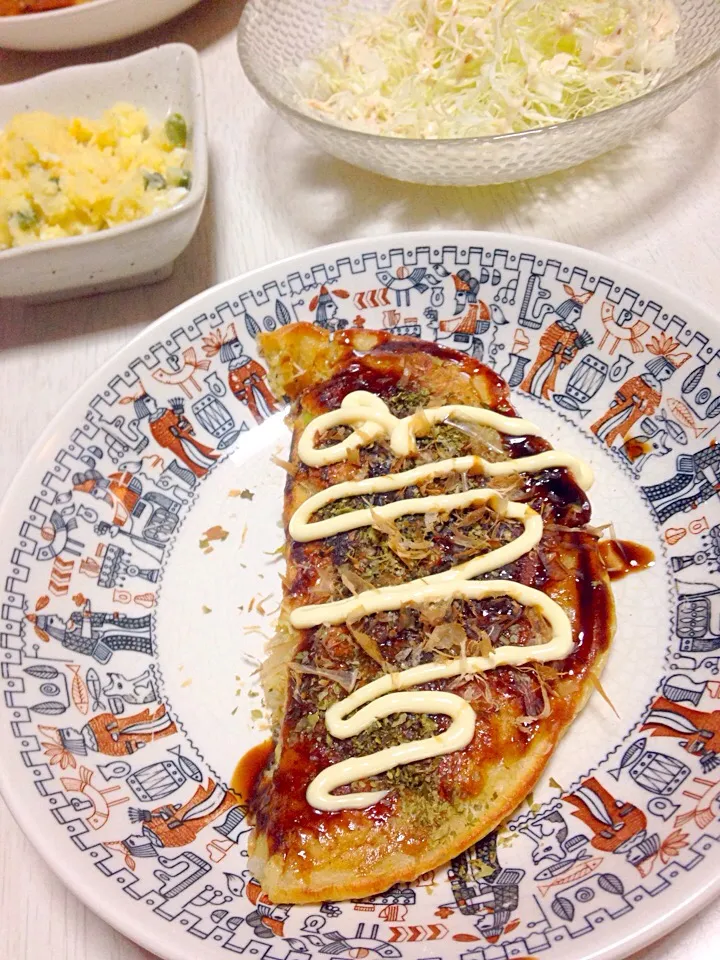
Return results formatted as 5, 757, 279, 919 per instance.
599, 539, 655, 580
249, 338, 615, 862
231, 739, 273, 804
306, 334, 513, 415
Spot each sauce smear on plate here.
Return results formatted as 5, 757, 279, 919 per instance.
231, 739, 273, 803
600, 539, 655, 580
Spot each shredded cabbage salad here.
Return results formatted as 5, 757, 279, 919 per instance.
295, 0, 679, 138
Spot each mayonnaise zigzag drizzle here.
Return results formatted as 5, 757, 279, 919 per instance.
288, 390, 593, 812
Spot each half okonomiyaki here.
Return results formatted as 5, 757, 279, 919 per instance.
246, 323, 616, 904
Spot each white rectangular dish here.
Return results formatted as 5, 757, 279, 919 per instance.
0, 44, 208, 303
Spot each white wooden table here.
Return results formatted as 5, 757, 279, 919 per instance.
1, 1, 720, 956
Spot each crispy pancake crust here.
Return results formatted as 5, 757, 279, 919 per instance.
249, 324, 615, 904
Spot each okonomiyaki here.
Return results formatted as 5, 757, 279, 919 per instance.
245, 323, 618, 904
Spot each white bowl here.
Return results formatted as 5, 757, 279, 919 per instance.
0, 44, 208, 303
0, 0, 203, 51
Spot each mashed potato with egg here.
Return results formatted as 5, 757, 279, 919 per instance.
0, 102, 191, 251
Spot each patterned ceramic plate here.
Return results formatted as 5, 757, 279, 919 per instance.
2, 232, 719, 960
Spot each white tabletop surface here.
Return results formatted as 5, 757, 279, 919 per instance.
1, 1, 720, 957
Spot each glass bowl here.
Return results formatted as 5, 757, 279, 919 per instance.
238, 0, 720, 187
